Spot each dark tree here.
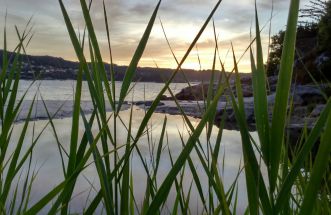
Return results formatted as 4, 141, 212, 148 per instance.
266, 31, 285, 76
266, 26, 318, 77
317, 1, 331, 80
266, 0, 331, 82
318, 1, 331, 52
299, 0, 328, 24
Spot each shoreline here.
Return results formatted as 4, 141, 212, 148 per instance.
14, 100, 130, 122
14, 98, 320, 136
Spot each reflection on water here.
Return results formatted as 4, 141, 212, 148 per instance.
9, 109, 260, 214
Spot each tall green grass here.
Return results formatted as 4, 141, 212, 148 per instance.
1, 0, 331, 214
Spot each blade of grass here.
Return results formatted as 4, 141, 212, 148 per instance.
120, 105, 134, 215
80, 109, 113, 215
146, 69, 230, 214
299, 107, 331, 215
275, 98, 331, 212
252, 4, 270, 166
269, 0, 300, 192
130, 0, 223, 152
0, 97, 36, 203
79, 0, 115, 109
225, 65, 272, 214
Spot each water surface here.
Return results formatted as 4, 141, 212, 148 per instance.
8, 80, 262, 214
18, 80, 190, 101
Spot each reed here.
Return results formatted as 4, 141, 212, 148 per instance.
0, 0, 330, 214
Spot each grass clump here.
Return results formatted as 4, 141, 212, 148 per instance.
0, 0, 331, 214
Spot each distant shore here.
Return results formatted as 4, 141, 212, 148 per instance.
0, 49, 245, 83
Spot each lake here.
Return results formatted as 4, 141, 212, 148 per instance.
8, 80, 261, 214
17, 80, 191, 101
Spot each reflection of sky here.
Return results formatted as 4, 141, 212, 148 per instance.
8, 109, 264, 213
1, 0, 310, 72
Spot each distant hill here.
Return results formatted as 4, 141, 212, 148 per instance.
0, 50, 237, 83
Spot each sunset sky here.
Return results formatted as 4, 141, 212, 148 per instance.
0, 0, 310, 72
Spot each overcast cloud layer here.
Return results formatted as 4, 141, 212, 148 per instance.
0, 0, 310, 72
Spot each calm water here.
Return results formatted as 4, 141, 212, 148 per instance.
18, 80, 190, 101
9, 80, 261, 214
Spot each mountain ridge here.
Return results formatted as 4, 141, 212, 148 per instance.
0, 50, 244, 83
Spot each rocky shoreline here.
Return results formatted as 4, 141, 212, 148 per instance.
12, 76, 329, 146
139, 76, 330, 144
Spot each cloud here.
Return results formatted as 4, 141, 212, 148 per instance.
0, 0, 311, 72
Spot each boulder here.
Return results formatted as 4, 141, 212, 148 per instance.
160, 95, 172, 100
175, 84, 209, 100
268, 75, 278, 92
268, 75, 278, 86
294, 85, 325, 105
214, 105, 255, 130
315, 52, 330, 70
311, 104, 326, 117
240, 75, 252, 85
242, 85, 253, 97
134, 101, 165, 106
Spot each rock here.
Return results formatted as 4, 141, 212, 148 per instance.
174, 75, 257, 100
267, 85, 325, 106
321, 83, 331, 97
214, 107, 236, 129
268, 75, 278, 92
242, 86, 253, 97
160, 95, 171, 100
315, 52, 330, 70
153, 101, 203, 118
169, 81, 326, 145
175, 84, 209, 100
134, 101, 164, 106
240, 75, 252, 85
214, 105, 255, 130
268, 75, 278, 86
290, 106, 310, 126
311, 104, 326, 117
267, 93, 303, 105
294, 85, 325, 105
245, 107, 255, 124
